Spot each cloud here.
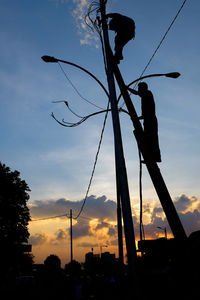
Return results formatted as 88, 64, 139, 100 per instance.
77, 242, 99, 248
139, 195, 200, 238
151, 207, 164, 222
49, 0, 99, 46
95, 221, 110, 230
72, 0, 99, 47
72, 220, 92, 239
30, 195, 117, 221
30, 195, 118, 247
55, 229, 68, 240
29, 233, 48, 246
179, 210, 200, 236
175, 194, 198, 213
175, 194, 191, 212
30, 194, 200, 247
108, 227, 117, 237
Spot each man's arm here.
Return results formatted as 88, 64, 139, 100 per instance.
127, 86, 138, 95
127, 86, 143, 119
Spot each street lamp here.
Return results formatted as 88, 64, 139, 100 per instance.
117, 71, 181, 103
128, 72, 180, 86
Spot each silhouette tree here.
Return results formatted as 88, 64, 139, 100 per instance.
0, 162, 32, 276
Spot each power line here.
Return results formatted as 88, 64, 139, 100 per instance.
119, 0, 187, 109
30, 213, 68, 222
30, 212, 99, 222
138, 0, 187, 82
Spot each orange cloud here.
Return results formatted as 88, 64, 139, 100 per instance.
29, 194, 200, 265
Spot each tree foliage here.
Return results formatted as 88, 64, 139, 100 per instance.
0, 162, 32, 271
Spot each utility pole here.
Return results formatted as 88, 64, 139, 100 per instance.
111, 57, 187, 241
70, 209, 73, 262
100, 0, 137, 276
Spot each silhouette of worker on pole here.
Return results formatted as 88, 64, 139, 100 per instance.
127, 82, 161, 162
106, 13, 135, 64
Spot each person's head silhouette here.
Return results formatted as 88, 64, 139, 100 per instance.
138, 82, 148, 94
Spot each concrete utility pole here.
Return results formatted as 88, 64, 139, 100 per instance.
70, 209, 73, 262
100, 0, 137, 275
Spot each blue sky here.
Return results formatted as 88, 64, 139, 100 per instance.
1, 0, 200, 263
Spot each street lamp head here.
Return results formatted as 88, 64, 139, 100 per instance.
41, 55, 58, 63
165, 72, 180, 79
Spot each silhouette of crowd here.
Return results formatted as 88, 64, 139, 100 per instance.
1, 254, 133, 300
1, 244, 199, 300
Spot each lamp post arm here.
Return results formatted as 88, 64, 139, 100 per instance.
127, 73, 164, 88
41, 56, 109, 98
117, 72, 180, 103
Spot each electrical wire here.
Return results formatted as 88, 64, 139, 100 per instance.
119, 0, 187, 108
73, 100, 110, 220
51, 107, 110, 128
30, 213, 94, 222
138, 149, 145, 241
138, 0, 187, 83
85, 2, 107, 72
31, 213, 69, 222
58, 62, 104, 110
52, 100, 84, 119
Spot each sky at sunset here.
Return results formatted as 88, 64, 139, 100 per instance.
1, 0, 200, 266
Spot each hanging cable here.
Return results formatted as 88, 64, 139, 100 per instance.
73, 100, 110, 220
138, 148, 145, 241
52, 100, 84, 119
84, 2, 107, 73
51, 107, 109, 128
58, 62, 104, 110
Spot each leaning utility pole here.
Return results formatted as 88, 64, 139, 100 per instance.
111, 63, 187, 241
100, 0, 137, 275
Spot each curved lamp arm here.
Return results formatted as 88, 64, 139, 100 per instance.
117, 72, 180, 103
41, 55, 109, 98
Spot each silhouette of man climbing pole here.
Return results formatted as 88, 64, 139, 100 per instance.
127, 82, 162, 162
106, 13, 135, 64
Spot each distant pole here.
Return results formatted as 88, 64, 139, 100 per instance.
157, 226, 167, 239
100, 0, 137, 276
70, 209, 73, 262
